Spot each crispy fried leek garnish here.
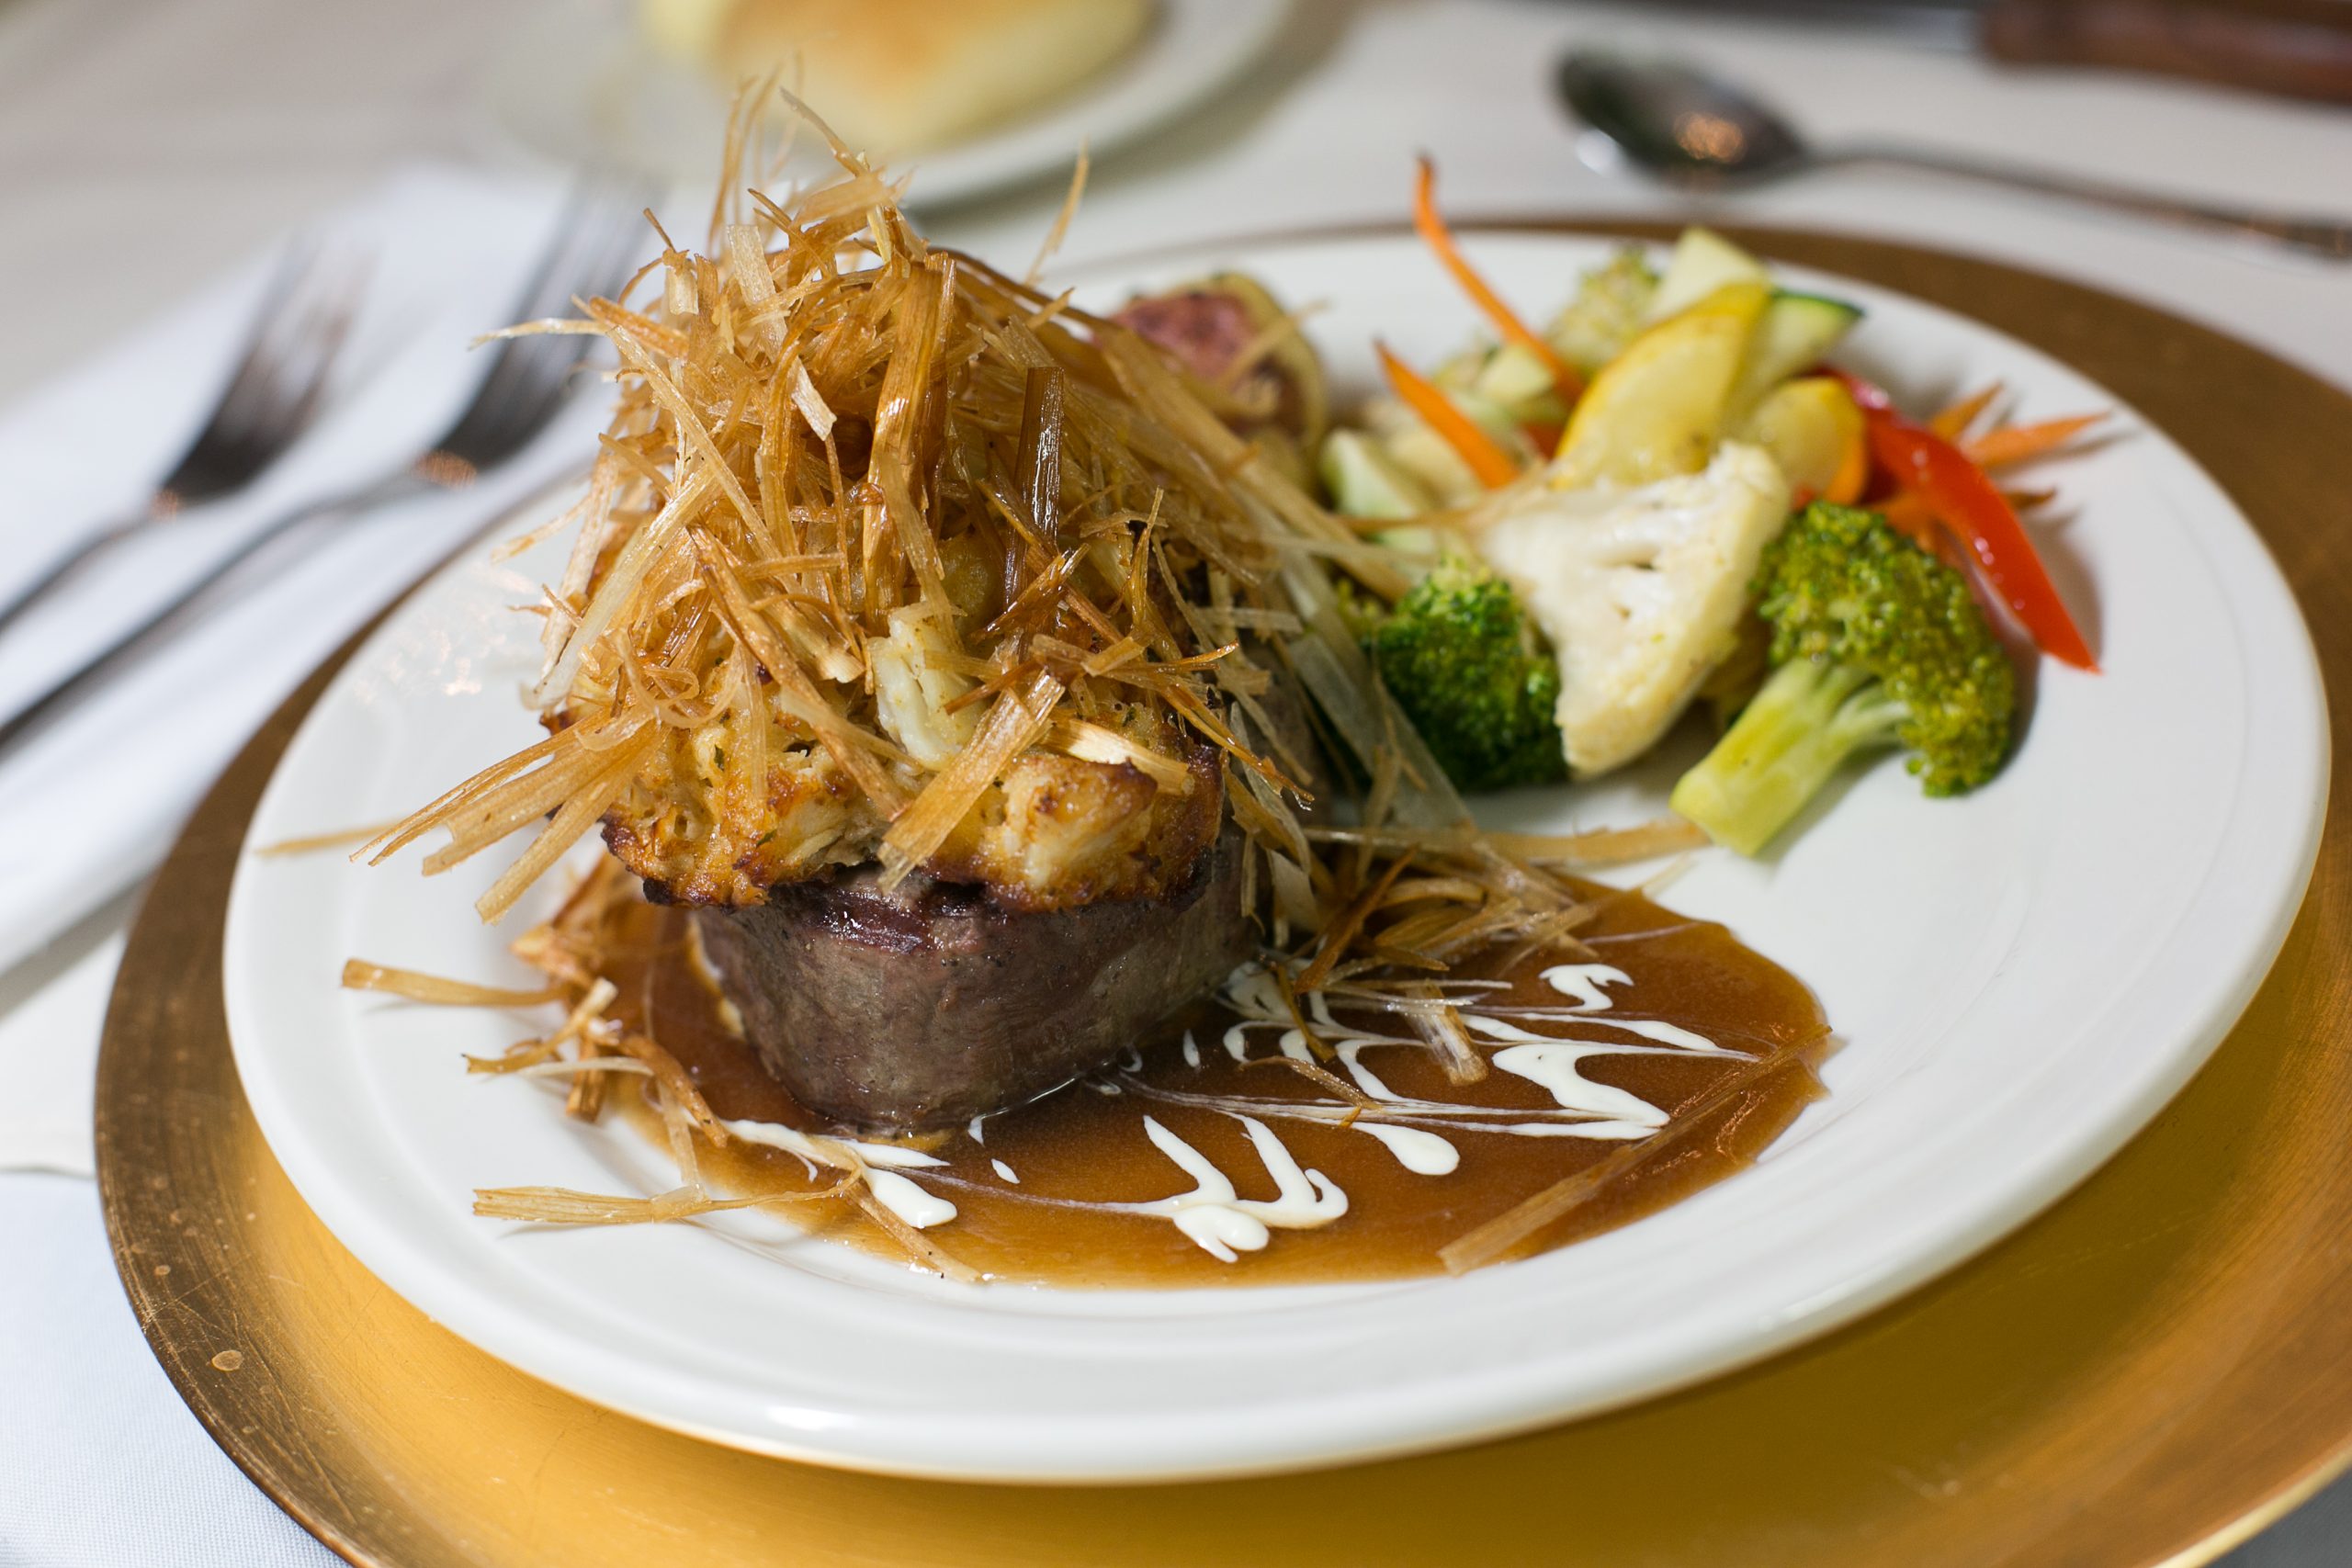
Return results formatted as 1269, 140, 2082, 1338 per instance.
1435, 1036, 1828, 1274
346, 94, 1743, 1279
1276, 829, 1601, 992
471, 1183, 837, 1226
257, 819, 406, 857
363, 95, 1430, 922
1303, 814, 1706, 868
353, 856, 978, 1279
362, 795, 1719, 1278
339, 958, 560, 1008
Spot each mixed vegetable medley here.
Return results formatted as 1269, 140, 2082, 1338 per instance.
1225, 163, 2102, 855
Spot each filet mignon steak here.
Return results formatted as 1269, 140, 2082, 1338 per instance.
692, 831, 1253, 1132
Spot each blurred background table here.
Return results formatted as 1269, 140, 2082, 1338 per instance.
2, 1, 2347, 1562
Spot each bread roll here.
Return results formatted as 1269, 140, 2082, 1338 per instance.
640, 0, 1154, 156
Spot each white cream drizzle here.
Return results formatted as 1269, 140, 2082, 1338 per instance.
1542, 962, 1634, 1010
711, 952, 1746, 1263
1489, 1043, 1670, 1128
1113, 1115, 1348, 1263
718, 1117, 958, 1230
1458, 1014, 1556, 1043
1604, 1017, 1729, 1054
1336, 1042, 1399, 1100
1467, 1010, 1734, 1056
1501, 1119, 1655, 1140
866, 1170, 956, 1228
1360, 1123, 1460, 1175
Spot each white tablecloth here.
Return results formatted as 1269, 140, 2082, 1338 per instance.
3, 0, 2348, 1561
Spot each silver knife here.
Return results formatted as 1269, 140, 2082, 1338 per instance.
1587, 0, 2352, 104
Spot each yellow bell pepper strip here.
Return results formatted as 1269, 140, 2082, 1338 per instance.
1411, 157, 1585, 405
1376, 341, 1522, 490
1840, 372, 2098, 671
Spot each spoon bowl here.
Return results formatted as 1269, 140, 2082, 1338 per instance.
1557, 53, 1811, 184
1555, 49, 2352, 259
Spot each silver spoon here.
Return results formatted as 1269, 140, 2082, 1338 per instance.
1557, 51, 2352, 261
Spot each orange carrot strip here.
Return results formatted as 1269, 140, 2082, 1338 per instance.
1964, 413, 2107, 470
1376, 341, 1521, 490
1928, 382, 2001, 440
1874, 490, 1940, 549
1824, 423, 1871, 505
1412, 156, 1584, 403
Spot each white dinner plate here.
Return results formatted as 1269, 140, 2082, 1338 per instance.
222, 231, 2328, 1483
481, 0, 1293, 209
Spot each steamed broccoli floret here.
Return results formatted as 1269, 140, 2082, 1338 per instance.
1364, 557, 1567, 793
1670, 502, 2016, 855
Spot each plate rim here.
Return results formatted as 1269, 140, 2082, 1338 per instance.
218, 222, 2332, 1482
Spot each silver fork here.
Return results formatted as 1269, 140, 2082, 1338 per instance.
0, 242, 367, 637
0, 188, 650, 755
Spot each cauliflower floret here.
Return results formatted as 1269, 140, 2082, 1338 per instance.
870, 604, 979, 768
1476, 441, 1790, 776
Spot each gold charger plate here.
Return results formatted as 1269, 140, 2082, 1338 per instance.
97, 226, 2352, 1567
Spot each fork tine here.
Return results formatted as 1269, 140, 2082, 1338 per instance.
492, 203, 637, 375
163, 241, 368, 510
0, 188, 653, 745
190, 238, 323, 442
0, 235, 375, 636
476, 208, 645, 444
254, 261, 363, 446
436, 207, 606, 454
426, 189, 654, 474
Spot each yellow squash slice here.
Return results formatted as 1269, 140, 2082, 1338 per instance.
1736, 375, 1867, 503
1550, 279, 1768, 490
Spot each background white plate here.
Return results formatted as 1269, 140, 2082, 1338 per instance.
482, 0, 1293, 209
222, 232, 2327, 1483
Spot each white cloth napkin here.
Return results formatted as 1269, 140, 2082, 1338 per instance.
0, 164, 642, 1171
1, 1175, 338, 1567
0, 931, 118, 1178
0, 175, 624, 938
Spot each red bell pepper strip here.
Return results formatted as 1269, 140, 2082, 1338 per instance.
1376, 341, 1522, 490
1838, 372, 2098, 671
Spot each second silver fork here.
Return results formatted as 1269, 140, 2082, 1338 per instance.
0, 188, 650, 756
0, 242, 366, 637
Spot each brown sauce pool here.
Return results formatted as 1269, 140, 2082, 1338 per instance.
594, 882, 1828, 1287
